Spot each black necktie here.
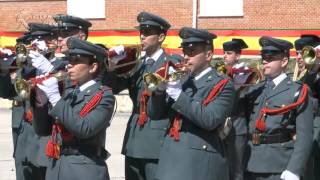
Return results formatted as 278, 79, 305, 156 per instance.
145, 58, 155, 72
264, 80, 275, 97
72, 86, 80, 102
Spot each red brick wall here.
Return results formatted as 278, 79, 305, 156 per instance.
0, 1, 66, 31
0, 0, 319, 32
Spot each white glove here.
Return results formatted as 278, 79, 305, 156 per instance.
108, 45, 126, 64
31, 39, 48, 51
110, 45, 125, 55
28, 50, 54, 74
0, 48, 13, 56
166, 80, 182, 101
280, 170, 300, 180
37, 77, 61, 106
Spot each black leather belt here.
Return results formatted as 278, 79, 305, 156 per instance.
250, 132, 292, 145
12, 100, 23, 107
61, 146, 110, 159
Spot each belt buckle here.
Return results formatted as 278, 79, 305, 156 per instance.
12, 100, 20, 107
252, 133, 261, 145
12, 100, 18, 107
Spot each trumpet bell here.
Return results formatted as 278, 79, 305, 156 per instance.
143, 68, 189, 92
214, 61, 227, 74
108, 45, 141, 77
143, 72, 164, 92
15, 71, 68, 100
302, 46, 316, 65
169, 69, 188, 82
15, 44, 28, 67
16, 44, 28, 55
14, 78, 31, 100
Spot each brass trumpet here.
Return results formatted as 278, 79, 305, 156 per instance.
213, 61, 263, 87
14, 71, 67, 100
293, 46, 320, 81
107, 45, 142, 77
15, 43, 35, 68
15, 41, 61, 66
214, 61, 227, 74
143, 62, 189, 92
301, 46, 317, 65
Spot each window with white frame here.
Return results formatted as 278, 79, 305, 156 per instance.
67, 0, 105, 19
199, 0, 243, 17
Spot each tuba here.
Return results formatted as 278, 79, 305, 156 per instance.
143, 61, 189, 92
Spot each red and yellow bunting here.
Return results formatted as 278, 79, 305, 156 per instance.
1, 30, 320, 56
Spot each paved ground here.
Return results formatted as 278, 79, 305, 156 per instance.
0, 108, 129, 180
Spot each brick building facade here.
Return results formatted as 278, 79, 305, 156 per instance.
0, 0, 319, 55
0, 0, 319, 32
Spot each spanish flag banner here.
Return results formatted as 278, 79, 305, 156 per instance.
1, 30, 320, 56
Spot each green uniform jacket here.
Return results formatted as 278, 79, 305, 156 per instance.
245, 76, 313, 176
45, 82, 115, 180
0, 68, 43, 164
102, 51, 179, 159
149, 69, 235, 180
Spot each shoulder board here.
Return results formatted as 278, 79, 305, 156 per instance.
216, 71, 226, 76
63, 84, 76, 95
246, 80, 265, 96
285, 79, 303, 90
99, 85, 113, 93
212, 69, 228, 79
167, 53, 184, 64
256, 79, 266, 86
286, 72, 294, 78
293, 79, 304, 85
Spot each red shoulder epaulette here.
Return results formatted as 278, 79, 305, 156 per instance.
79, 86, 111, 118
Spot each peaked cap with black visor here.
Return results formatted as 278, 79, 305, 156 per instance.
66, 37, 106, 63
28, 23, 58, 40
179, 27, 217, 49
259, 36, 293, 61
137, 11, 171, 35
223, 38, 248, 52
294, 34, 320, 51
